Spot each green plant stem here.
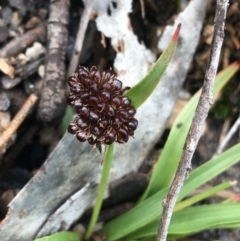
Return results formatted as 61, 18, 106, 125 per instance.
85, 144, 114, 240
174, 181, 233, 212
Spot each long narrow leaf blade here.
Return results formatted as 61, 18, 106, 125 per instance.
124, 204, 240, 240
103, 143, 240, 241
174, 181, 233, 212
124, 182, 233, 240
141, 62, 240, 199
170, 204, 240, 236
125, 24, 181, 108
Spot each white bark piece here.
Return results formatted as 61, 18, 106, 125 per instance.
36, 182, 98, 238
94, 0, 155, 83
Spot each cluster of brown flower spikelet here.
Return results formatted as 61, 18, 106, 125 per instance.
66, 66, 138, 147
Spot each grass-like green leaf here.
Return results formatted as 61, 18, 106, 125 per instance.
103, 142, 240, 241
103, 63, 240, 240
124, 204, 240, 240
34, 231, 81, 241
170, 204, 240, 236
174, 181, 233, 212
141, 62, 240, 200
124, 24, 181, 109
178, 143, 240, 200
124, 182, 233, 240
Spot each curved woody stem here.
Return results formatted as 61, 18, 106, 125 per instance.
156, 1, 229, 240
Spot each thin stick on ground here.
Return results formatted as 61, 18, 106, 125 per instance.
0, 94, 38, 151
139, 0, 145, 19
155, 1, 229, 241
0, 23, 46, 58
214, 117, 240, 157
38, 0, 69, 125
67, 0, 95, 76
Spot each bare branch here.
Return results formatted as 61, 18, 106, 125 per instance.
2, 58, 45, 89
67, 0, 95, 76
0, 94, 38, 152
156, 1, 229, 240
38, 0, 69, 125
0, 23, 46, 58
139, 0, 145, 19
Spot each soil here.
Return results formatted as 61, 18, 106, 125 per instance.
0, 0, 239, 240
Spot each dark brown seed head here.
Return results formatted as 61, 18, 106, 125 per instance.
122, 96, 131, 107
90, 125, 102, 136
66, 66, 138, 147
111, 96, 121, 108
76, 117, 88, 129
105, 129, 117, 145
68, 123, 79, 134
101, 82, 112, 91
76, 131, 88, 142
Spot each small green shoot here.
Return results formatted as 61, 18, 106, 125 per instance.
85, 144, 114, 239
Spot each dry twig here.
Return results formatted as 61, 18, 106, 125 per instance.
0, 94, 38, 152
2, 58, 45, 89
139, 0, 145, 19
214, 117, 240, 157
156, 1, 229, 240
67, 0, 95, 76
38, 0, 69, 125
0, 23, 46, 58
15, 58, 45, 79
